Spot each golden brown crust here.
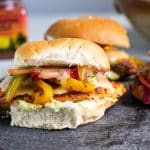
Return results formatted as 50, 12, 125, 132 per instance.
54, 81, 126, 103
45, 16, 130, 48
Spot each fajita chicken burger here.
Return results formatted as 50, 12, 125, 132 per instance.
45, 16, 138, 80
0, 38, 126, 130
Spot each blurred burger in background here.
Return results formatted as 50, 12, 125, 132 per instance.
130, 63, 150, 104
44, 16, 141, 80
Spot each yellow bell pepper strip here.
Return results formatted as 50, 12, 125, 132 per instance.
61, 78, 95, 93
6, 75, 25, 102
33, 80, 53, 105
77, 66, 87, 81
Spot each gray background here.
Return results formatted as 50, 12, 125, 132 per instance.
23, 0, 115, 14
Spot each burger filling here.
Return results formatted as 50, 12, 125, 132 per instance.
0, 66, 114, 106
103, 46, 138, 78
131, 64, 150, 104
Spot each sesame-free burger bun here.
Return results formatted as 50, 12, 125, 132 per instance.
45, 16, 130, 48
14, 38, 110, 70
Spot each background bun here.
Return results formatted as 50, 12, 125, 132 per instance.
14, 38, 110, 70
45, 16, 130, 48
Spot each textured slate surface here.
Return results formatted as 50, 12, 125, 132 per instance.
0, 90, 150, 150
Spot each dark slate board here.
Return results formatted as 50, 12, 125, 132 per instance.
0, 90, 150, 150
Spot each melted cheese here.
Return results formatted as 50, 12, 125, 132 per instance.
53, 87, 68, 95
15, 88, 34, 97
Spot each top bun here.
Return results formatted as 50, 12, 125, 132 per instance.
45, 16, 130, 48
14, 38, 110, 70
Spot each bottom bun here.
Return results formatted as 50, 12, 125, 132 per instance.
10, 82, 125, 130
10, 98, 115, 130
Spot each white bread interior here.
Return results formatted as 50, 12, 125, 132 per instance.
10, 96, 117, 130
14, 38, 110, 70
